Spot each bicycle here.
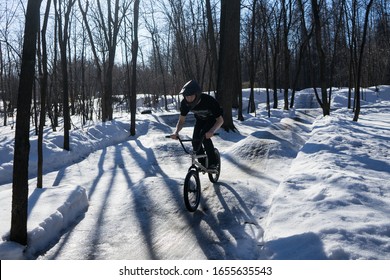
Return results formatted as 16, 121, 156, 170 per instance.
166, 134, 221, 212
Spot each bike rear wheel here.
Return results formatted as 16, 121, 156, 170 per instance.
184, 170, 201, 212
208, 148, 221, 183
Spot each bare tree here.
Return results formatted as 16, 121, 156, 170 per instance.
54, 0, 75, 151
312, 0, 330, 116
246, 0, 259, 114
0, 2, 21, 127
83, 0, 130, 122
290, 0, 313, 108
130, 0, 140, 136
143, 2, 170, 110
78, 0, 104, 119
165, 0, 195, 81
353, 0, 374, 121
257, 0, 272, 117
37, 0, 52, 188
217, 0, 241, 130
205, 0, 218, 90
268, 2, 282, 109
0, 41, 5, 126
281, 0, 293, 110
11, 0, 41, 246
326, 0, 347, 109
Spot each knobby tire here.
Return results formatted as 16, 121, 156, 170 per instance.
184, 170, 201, 212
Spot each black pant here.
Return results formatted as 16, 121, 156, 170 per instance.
192, 118, 217, 166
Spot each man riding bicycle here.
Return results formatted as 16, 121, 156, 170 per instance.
171, 80, 224, 170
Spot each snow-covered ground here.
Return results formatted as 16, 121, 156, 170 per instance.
0, 87, 389, 261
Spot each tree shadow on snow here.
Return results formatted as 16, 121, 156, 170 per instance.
263, 232, 328, 260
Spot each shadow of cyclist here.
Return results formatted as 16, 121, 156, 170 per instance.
187, 181, 266, 259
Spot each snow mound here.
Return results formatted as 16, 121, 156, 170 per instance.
1, 185, 88, 259
263, 110, 390, 260
0, 119, 131, 185
227, 135, 293, 161
227, 120, 308, 161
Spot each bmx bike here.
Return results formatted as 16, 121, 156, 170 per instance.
166, 135, 221, 212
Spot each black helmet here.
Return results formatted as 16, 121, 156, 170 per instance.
180, 80, 202, 107
180, 80, 202, 96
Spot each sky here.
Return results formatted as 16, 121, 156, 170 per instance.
0, 86, 389, 278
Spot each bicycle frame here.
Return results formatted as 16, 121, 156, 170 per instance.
167, 135, 218, 175
166, 134, 220, 212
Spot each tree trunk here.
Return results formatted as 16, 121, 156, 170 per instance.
78, 0, 104, 121
248, 0, 257, 114
290, 0, 312, 108
130, 0, 140, 136
0, 43, 6, 126
217, 0, 241, 131
353, 0, 374, 122
272, 41, 280, 109
37, 0, 51, 188
312, 0, 330, 116
206, 0, 218, 90
282, 0, 291, 110
11, 0, 41, 246
55, 0, 74, 151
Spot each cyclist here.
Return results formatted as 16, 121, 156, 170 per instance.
171, 80, 224, 170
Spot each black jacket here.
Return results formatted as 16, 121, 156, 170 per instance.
180, 94, 222, 121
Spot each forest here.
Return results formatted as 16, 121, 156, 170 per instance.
0, 0, 388, 245
1, 0, 388, 129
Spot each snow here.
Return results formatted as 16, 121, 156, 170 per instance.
0, 86, 390, 261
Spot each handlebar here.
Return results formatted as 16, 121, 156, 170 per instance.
165, 135, 192, 154
165, 133, 218, 139
165, 133, 219, 154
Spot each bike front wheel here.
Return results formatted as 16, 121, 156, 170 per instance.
208, 148, 221, 183
184, 170, 201, 212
